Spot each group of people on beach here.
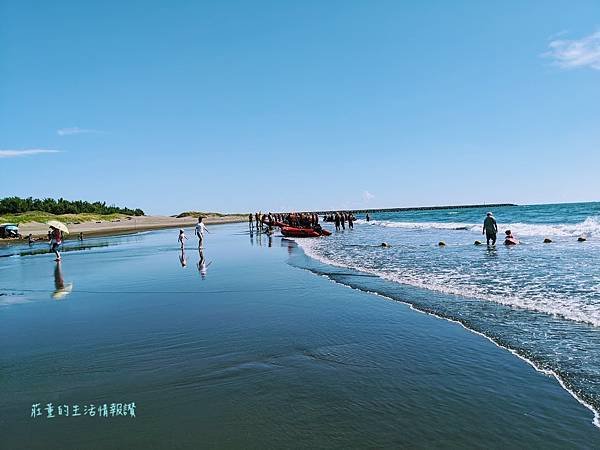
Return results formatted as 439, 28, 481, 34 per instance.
248, 212, 323, 235
248, 212, 320, 230
324, 212, 356, 231
248, 211, 360, 234
39, 208, 585, 266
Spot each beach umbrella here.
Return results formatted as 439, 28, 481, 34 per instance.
46, 220, 69, 234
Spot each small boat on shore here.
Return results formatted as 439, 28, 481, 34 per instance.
280, 226, 331, 238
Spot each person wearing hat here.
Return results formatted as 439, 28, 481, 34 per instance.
482, 212, 498, 246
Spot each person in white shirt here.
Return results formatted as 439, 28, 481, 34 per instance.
195, 217, 210, 248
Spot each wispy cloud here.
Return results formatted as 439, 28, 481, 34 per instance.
57, 127, 102, 136
544, 31, 600, 70
0, 149, 61, 158
362, 190, 375, 202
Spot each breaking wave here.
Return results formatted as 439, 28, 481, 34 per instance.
358, 215, 600, 237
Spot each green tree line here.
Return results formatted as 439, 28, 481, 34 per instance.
0, 197, 145, 216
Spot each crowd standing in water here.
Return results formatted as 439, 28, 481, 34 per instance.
247, 211, 361, 236
323, 212, 356, 231
245, 210, 529, 247
249, 211, 323, 232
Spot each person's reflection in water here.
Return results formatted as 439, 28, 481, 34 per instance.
250, 229, 254, 246
52, 261, 73, 300
485, 245, 498, 258
281, 238, 295, 255
268, 234, 273, 247
179, 248, 187, 267
197, 249, 212, 279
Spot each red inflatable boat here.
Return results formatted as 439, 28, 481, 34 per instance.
280, 226, 331, 238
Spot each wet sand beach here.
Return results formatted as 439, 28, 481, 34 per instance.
0, 223, 598, 448
1, 215, 245, 244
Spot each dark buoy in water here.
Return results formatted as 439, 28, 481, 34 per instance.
578, 237, 587, 242
474, 240, 482, 246
381, 242, 390, 247
438, 241, 446, 247
543, 238, 553, 243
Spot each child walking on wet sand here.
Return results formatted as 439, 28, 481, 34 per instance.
178, 229, 188, 249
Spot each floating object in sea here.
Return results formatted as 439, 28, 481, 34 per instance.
578, 237, 587, 242
280, 226, 330, 238
474, 240, 482, 245
381, 242, 390, 247
543, 238, 553, 243
438, 241, 446, 246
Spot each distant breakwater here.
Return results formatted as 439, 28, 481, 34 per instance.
302, 203, 517, 215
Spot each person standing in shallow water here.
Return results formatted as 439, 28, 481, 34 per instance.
49, 226, 62, 261
195, 217, 210, 248
178, 229, 188, 249
482, 212, 498, 245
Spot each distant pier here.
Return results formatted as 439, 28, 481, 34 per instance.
302, 203, 517, 215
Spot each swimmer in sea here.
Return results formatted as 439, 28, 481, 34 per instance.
504, 229, 519, 245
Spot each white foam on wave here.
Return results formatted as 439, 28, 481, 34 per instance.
295, 238, 600, 429
356, 216, 600, 237
296, 239, 600, 327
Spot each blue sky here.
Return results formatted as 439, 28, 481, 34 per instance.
1, 1, 599, 214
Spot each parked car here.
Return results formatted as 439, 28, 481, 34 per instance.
0, 223, 21, 238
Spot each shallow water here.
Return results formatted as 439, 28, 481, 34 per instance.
1, 223, 599, 448
299, 202, 600, 424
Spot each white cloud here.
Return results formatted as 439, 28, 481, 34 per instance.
57, 127, 102, 136
362, 190, 375, 202
0, 149, 60, 158
544, 31, 600, 70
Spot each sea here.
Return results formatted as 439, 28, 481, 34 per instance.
1, 213, 600, 447
298, 202, 600, 426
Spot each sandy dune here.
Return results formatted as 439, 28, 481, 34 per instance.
12, 215, 246, 240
